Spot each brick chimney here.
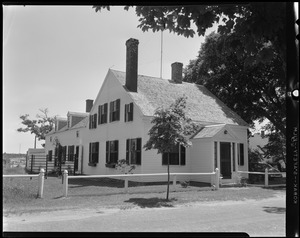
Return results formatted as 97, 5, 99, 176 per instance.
171, 62, 183, 84
86, 99, 93, 113
125, 38, 139, 92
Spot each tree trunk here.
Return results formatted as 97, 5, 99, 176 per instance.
166, 153, 170, 201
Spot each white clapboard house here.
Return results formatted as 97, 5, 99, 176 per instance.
45, 38, 249, 184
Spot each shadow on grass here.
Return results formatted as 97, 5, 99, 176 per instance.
124, 197, 176, 208
263, 206, 286, 214
261, 186, 286, 191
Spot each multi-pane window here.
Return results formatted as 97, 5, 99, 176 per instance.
62, 146, 67, 163
237, 143, 244, 166
89, 113, 97, 129
125, 103, 134, 122
109, 99, 120, 122
162, 144, 186, 165
106, 140, 119, 165
98, 103, 108, 124
68, 145, 75, 161
89, 142, 99, 165
126, 138, 141, 165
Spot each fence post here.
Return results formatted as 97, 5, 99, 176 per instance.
63, 170, 68, 197
124, 177, 128, 193
215, 168, 220, 190
38, 168, 45, 198
173, 175, 177, 190
265, 168, 269, 187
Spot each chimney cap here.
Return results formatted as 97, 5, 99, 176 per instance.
126, 38, 139, 46
171, 62, 183, 67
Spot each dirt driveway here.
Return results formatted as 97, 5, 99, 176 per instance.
3, 192, 285, 236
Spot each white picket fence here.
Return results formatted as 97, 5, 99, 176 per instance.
62, 168, 221, 197
3, 168, 45, 198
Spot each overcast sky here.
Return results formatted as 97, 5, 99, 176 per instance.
3, 5, 220, 153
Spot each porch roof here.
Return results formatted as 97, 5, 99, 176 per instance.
192, 124, 225, 139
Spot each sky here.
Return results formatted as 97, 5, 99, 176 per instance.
3, 5, 220, 154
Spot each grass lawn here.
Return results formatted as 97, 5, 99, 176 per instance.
3, 167, 286, 216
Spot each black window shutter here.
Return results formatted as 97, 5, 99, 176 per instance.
240, 144, 244, 166
124, 104, 128, 122
106, 141, 109, 163
116, 99, 120, 121
93, 114, 97, 128
180, 146, 186, 165
162, 153, 168, 165
109, 102, 113, 122
89, 143, 91, 163
130, 103, 134, 121
104, 103, 108, 123
95, 142, 99, 163
89, 115, 92, 129
115, 140, 119, 161
98, 105, 102, 125
126, 139, 129, 163
137, 138, 141, 165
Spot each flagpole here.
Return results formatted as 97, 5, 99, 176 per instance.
160, 29, 163, 79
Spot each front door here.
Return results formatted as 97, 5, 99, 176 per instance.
220, 142, 231, 179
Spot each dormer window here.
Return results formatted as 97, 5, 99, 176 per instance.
125, 103, 134, 122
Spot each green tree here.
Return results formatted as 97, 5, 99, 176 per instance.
183, 32, 286, 136
17, 108, 55, 148
143, 96, 199, 200
93, 3, 286, 68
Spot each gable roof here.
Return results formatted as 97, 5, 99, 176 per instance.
111, 69, 248, 126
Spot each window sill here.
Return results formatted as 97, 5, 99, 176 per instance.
88, 162, 97, 167
105, 163, 116, 168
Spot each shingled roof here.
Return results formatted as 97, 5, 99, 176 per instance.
111, 69, 248, 126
